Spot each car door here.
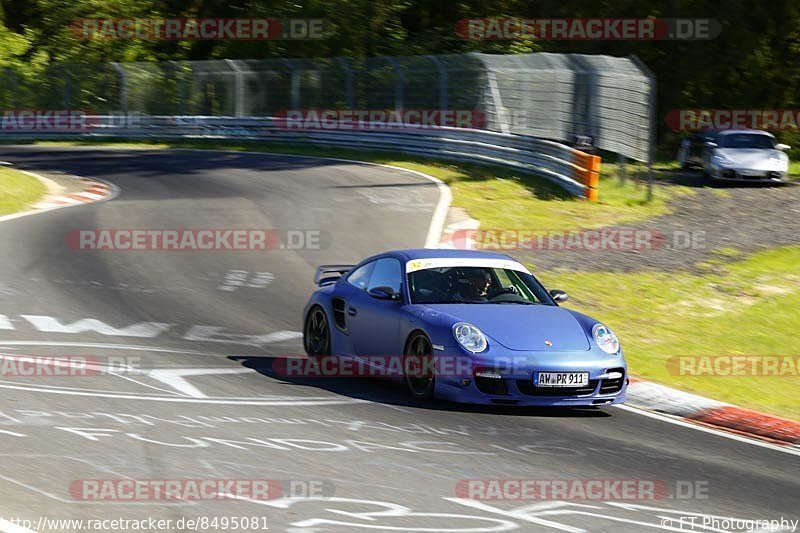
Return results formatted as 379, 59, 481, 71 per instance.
348, 258, 405, 360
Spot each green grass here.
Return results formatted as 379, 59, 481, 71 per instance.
0, 167, 46, 216
31, 138, 796, 417
789, 161, 800, 180
33, 138, 689, 231
537, 246, 800, 419
450, 170, 690, 232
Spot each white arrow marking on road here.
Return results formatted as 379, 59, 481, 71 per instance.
0, 341, 226, 356
0, 315, 13, 330
147, 368, 258, 398
21, 315, 172, 338
445, 498, 585, 533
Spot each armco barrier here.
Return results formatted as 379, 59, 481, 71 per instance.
0, 115, 601, 200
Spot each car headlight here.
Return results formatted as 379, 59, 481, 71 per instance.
712, 154, 733, 167
453, 322, 487, 353
769, 155, 788, 168
592, 323, 620, 355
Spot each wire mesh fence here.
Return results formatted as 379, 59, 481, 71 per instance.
0, 52, 654, 162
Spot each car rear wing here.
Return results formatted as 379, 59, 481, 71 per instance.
314, 265, 354, 286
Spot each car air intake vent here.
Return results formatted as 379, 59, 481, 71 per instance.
600, 368, 625, 394
474, 376, 509, 395
332, 298, 347, 332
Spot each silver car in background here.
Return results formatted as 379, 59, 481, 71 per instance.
702, 129, 790, 182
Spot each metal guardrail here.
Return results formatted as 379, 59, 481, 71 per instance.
1, 115, 601, 198
1, 53, 653, 163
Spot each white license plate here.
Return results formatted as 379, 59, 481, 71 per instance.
536, 372, 589, 387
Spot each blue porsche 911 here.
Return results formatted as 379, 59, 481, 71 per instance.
302, 249, 627, 407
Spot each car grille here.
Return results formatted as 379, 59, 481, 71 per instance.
739, 173, 769, 180
726, 170, 773, 180
516, 380, 598, 397
599, 368, 626, 394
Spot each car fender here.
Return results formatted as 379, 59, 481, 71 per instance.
303, 283, 355, 355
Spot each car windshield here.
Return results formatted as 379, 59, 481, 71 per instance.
407, 266, 553, 305
719, 133, 775, 149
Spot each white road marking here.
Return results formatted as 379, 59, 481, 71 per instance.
0, 381, 367, 405
0, 341, 233, 356
615, 404, 800, 457
106, 370, 193, 397
224, 495, 518, 532
20, 315, 172, 337
0, 378, 182, 395
0, 343, 352, 404
218, 270, 276, 292
147, 368, 256, 398
419, 172, 451, 249
446, 498, 583, 532
5, 313, 303, 347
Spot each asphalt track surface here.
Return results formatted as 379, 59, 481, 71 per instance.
0, 146, 797, 533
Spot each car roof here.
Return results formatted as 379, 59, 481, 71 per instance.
368, 248, 517, 262
716, 129, 775, 137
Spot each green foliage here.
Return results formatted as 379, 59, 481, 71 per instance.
1, 0, 799, 144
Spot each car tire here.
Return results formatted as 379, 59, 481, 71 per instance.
303, 306, 331, 357
404, 332, 435, 400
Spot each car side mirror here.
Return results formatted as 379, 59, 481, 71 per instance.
368, 286, 401, 301
549, 289, 568, 303
704, 142, 718, 148
776, 143, 791, 151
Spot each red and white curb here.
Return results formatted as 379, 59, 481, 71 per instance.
437, 208, 479, 250
32, 176, 113, 209
0, 167, 116, 223
626, 378, 800, 447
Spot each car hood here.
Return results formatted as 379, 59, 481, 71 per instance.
716, 148, 786, 167
421, 304, 591, 351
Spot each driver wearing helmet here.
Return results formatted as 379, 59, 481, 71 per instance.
456, 269, 492, 301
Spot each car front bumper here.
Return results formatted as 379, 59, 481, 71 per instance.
710, 166, 787, 182
433, 348, 628, 407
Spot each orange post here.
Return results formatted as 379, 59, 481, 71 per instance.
574, 151, 601, 202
